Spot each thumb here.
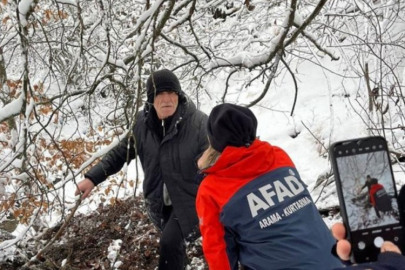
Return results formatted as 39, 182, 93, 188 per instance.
81, 190, 91, 199
381, 241, 401, 254
75, 187, 86, 198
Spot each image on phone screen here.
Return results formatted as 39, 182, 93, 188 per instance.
336, 150, 401, 231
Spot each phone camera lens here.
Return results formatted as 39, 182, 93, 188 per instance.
358, 241, 366, 250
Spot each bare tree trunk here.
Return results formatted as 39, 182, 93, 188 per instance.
0, 47, 17, 136
364, 63, 374, 113
0, 47, 6, 88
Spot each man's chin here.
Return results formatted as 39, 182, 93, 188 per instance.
159, 109, 175, 119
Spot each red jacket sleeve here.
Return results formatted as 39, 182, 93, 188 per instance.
196, 183, 233, 270
369, 184, 383, 206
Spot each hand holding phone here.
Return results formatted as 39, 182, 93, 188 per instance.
330, 136, 404, 263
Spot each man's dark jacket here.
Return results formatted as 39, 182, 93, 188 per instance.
85, 94, 208, 240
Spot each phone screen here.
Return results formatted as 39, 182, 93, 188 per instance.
336, 150, 401, 230
333, 139, 404, 262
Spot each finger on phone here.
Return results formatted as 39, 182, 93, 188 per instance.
332, 223, 346, 240
381, 241, 401, 254
336, 239, 351, 261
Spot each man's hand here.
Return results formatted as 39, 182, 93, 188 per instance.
331, 222, 401, 262
75, 178, 95, 199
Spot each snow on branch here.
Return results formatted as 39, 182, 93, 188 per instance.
299, 27, 340, 61
208, 1, 297, 69
200, 0, 225, 9
94, 53, 128, 71
0, 92, 24, 123
55, 0, 78, 6
18, 0, 35, 27
166, 0, 200, 32
166, 7, 192, 32
124, 0, 166, 41
284, 0, 328, 48
0, 208, 39, 250
160, 34, 200, 64
124, 0, 176, 65
173, 0, 193, 15
58, 131, 129, 187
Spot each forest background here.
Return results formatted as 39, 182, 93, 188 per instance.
1, 0, 405, 269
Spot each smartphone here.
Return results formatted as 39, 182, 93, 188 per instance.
330, 136, 404, 263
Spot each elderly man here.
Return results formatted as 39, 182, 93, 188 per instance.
76, 69, 208, 270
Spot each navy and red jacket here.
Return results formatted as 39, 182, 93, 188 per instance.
370, 184, 384, 206
196, 139, 342, 270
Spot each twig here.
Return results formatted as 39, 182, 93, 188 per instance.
284, 0, 328, 48
280, 56, 298, 116
23, 198, 82, 267
246, 53, 281, 108
300, 120, 328, 153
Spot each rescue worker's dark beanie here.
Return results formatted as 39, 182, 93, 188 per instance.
207, 103, 257, 152
146, 69, 182, 103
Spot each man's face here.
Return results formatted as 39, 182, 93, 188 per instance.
153, 91, 179, 119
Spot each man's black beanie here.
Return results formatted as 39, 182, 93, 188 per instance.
207, 103, 258, 153
146, 69, 182, 103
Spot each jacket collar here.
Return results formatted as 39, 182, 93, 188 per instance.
204, 139, 276, 179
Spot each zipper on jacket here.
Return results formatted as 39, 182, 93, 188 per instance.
162, 119, 165, 137
174, 117, 183, 129
161, 117, 183, 145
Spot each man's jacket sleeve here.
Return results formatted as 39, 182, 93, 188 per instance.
196, 185, 237, 270
85, 134, 136, 186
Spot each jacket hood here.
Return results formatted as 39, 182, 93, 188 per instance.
204, 139, 276, 179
